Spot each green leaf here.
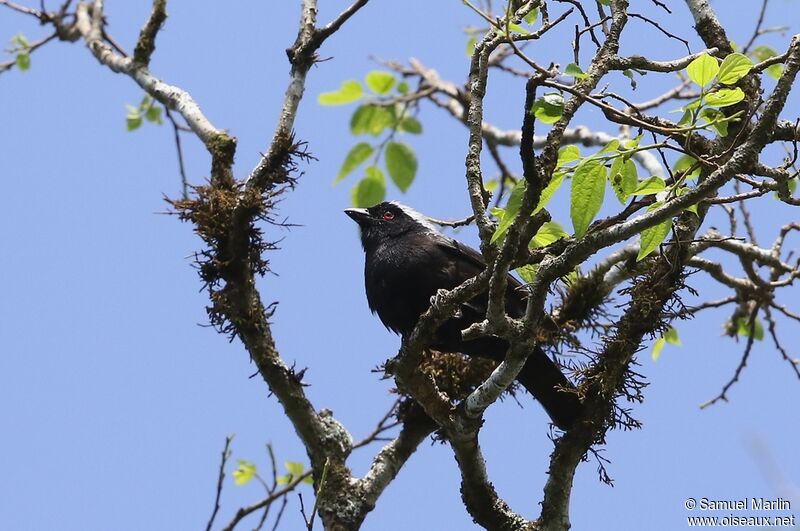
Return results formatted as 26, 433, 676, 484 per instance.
351, 166, 386, 207
285, 461, 305, 476
677, 109, 694, 127
561, 269, 580, 286
664, 327, 681, 345
318, 80, 364, 105
686, 53, 719, 87
276, 474, 292, 485
700, 107, 728, 136
491, 178, 526, 244
637, 203, 672, 261
673, 155, 701, 180
126, 113, 142, 131
516, 263, 539, 284
233, 460, 257, 486
750, 45, 777, 62
531, 221, 568, 248
683, 97, 703, 112
466, 35, 477, 57
531, 92, 564, 124
753, 319, 764, 341
598, 139, 620, 155
365, 71, 396, 95
773, 178, 797, 200
12, 33, 29, 48
398, 116, 422, 134
717, 53, 753, 85
652, 326, 682, 361
15, 52, 30, 71
766, 63, 783, 80
570, 160, 606, 237
145, 103, 163, 124
565, 63, 588, 79
609, 157, 638, 203
335, 142, 374, 183
507, 23, 529, 35
397, 81, 410, 94
350, 104, 394, 136
623, 69, 638, 90
557, 146, 580, 167
632, 176, 666, 196
737, 317, 764, 341
301, 475, 314, 485
385, 142, 417, 192
524, 8, 539, 25
751, 45, 783, 79
535, 171, 565, 213
623, 135, 642, 150
704, 87, 745, 108
652, 338, 666, 361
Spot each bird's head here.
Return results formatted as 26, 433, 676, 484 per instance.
345, 201, 436, 249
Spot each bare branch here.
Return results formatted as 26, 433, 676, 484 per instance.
608, 47, 718, 73
700, 307, 760, 409
742, 0, 770, 53
764, 308, 800, 380
0, 0, 43, 18
315, 0, 369, 43
164, 107, 189, 198
245, 0, 371, 191
221, 471, 311, 531
352, 400, 402, 450
132, 0, 166, 66
72, 1, 229, 150
206, 435, 233, 531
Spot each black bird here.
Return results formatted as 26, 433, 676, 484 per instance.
345, 201, 583, 430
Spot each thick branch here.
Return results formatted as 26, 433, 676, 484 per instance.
132, 0, 166, 66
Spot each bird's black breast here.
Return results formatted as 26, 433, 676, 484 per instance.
364, 231, 475, 335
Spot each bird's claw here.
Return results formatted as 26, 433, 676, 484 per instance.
429, 288, 449, 308
429, 289, 462, 317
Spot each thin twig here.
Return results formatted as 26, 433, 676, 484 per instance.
700, 307, 760, 409
165, 107, 189, 198
764, 308, 800, 379
742, 0, 770, 54
222, 471, 311, 531
0, 32, 58, 74
206, 435, 234, 531
352, 399, 402, 449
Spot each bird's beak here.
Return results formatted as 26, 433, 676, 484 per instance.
344, 208, 371, 226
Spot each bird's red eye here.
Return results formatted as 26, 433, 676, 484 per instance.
382, 211, 395, 221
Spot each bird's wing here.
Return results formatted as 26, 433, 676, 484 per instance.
433, 235, 527, 317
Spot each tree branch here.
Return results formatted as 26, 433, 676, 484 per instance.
132, 0, 166, 66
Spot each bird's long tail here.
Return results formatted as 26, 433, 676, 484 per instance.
433, 324, 583, 429
515, 345, 583, 431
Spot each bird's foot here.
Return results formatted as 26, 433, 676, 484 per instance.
430, 289, 461, 317
429, 288, 449, 308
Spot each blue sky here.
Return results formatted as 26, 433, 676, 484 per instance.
1, 1, 799, 529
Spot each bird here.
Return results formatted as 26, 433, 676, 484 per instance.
345, 201, 583, 430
